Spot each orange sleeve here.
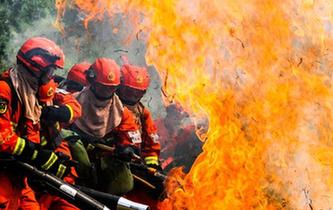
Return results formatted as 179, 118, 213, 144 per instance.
113, 107, 142, 146
54, 90, 82, 123
0, 81, 20, 154
24, 119, 41, 144
141, 108, 161, 158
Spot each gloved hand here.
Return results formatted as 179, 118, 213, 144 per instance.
144, 156, 162, 171
41, 105, 71, 123
146, 163, 163, 171
115, 145, 140, 162
13, 138, 71, 178
35, 150, 71, 178
49, 152, 75, 179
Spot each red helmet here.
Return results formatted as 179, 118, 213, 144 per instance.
38, 79, 57, 103
120, 64, 150, 91
16, 37, 65, 73
88, 58, 121, 86
67, 62, 91, 86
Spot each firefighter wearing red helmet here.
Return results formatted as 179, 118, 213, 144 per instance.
37, 79, 81, 210
16, 37, 65, 85
65, 62, 91, 93
70, 58, 141, 195
117, 64, 161, 167
117, 64, 162, 209
0, 37, 71, 209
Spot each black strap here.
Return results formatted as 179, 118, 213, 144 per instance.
138, 102, 145, 128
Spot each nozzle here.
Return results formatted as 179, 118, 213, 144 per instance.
117, 197, 150, 210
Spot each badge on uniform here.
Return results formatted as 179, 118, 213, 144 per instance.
47, 87, 55, 97
150, 133, 160, 143
128, 130, 142, 144
0, 99, 8, 114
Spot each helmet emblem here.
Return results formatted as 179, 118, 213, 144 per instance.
136, 75, 143, 84
0, 100, 8, 115
47, 87, 54, 97
107, 72, 115, 82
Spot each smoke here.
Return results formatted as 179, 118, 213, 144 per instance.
7, 13, 60, 64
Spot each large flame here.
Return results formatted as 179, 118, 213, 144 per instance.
57, 0, 333, 209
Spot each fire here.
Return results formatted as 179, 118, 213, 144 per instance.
56, 0, 333, 209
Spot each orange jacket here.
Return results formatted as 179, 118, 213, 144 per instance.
140, 107, 160, 158
0, 71, 41, 154
37, 85, 81, 185
124, 103, 161, 159
37, 86, 80, 186
111, 107, 142, 146
39, 89, 81, 148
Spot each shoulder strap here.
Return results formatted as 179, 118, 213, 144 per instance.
138, 102, 146, 130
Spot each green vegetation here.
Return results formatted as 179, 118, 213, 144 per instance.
0, 0, 54, 70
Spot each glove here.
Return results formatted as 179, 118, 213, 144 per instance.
34, 150, 74, 178
13, 138, 71, 178
144, 156, 162, 171
49, 152, 74, 179
41, 105, 71, 123
115, 145, 140, 162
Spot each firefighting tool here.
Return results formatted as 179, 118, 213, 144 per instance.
12, 138, 71, 178
0, 157, 150, 210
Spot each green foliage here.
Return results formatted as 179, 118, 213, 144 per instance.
0, 0, 54, 71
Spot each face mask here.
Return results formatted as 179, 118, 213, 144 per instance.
117, 86, 146, 105
90, 83, 118, 101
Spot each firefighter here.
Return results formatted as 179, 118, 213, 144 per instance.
0, 37, 71, 209
116, 64, 162, 209
116, 64, 161, 168
64, 62, 90, 93
155, 103, 188, 169
36, 79, 81, 210
70, 58, 141, 195
156, 103, 205, 173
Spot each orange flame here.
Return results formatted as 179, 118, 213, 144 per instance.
56, 0, 333, 209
